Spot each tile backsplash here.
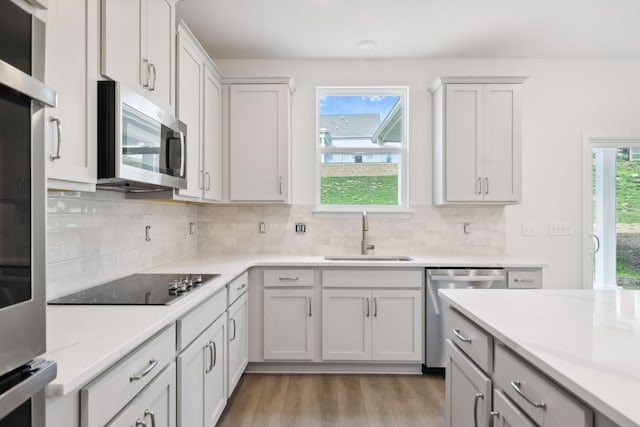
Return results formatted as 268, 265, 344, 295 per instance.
46, 193, 505, 299
197, 205, 505, 257
46, 191, 197, 299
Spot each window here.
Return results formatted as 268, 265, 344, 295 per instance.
316, 87, 408, 211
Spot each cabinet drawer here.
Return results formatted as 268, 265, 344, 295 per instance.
507, 270, 542, 289
228, 271, 249, 304
81, 325, 176, 427
264, 269, 315, 287
445, 308, 492, 373
493, 344, 593, 427
321, 269, 423, 288
177, 288, 226, 351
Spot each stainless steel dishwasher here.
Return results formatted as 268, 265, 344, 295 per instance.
425, 268, 506, 369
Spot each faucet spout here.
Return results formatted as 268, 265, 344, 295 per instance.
361, 211, 375, 255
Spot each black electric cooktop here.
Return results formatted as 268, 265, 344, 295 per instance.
48, 273, 220, 306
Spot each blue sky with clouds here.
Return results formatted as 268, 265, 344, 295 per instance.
320, 95, 399, 120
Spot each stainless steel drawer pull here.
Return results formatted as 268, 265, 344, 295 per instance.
144, 409, 156, 427
510, 380, 547, 409
278, 276, 299, 281
514, 278, 535, 283
49, 116, 62, 161
308, 297, 312, 317
130, 358, 158, 382
237, 283, 247, 291
205, 342, 214, 373
452, 328, 472, 343
473, 392, 484, 427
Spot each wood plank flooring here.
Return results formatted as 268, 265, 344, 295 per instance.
218, 373, 445, 427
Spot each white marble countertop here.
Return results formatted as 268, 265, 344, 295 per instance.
439, 289, 640, 427
45, 252, 544, 397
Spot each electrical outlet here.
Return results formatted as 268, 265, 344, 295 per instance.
549, 222, 572, 236
521, 223, 536, 236
259, 222, 266, 233
295, 222, 307, 233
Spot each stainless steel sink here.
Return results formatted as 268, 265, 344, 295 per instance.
324, 255, 413, 262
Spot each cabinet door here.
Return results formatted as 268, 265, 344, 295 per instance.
145, 0, 175, 113
492, 389, 536, 427
176, 32, 203, 199
482, 84, 521, 202
204, 316, 227, 426
227, 293, 248, 396
264, 289, 314, 360
46, 0, 96, 189
445, 340, 491, 427
322, 290, 371, 361
203, 66, 222, 202
101, 0, 143, 93
444, 84, 484, 202
108, 363, 176, 427
229, 84, 289, 202
371, 290, 422, 361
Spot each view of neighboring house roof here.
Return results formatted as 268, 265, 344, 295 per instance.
319, 114, 381, 139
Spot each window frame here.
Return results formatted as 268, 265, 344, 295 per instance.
315, 86, 409, 212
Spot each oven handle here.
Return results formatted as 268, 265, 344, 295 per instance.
0, 60, 57, 107
429, 275, 506, 282
0, 359, 57, 421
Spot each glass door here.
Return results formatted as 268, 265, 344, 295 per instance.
591, 146, 640, 289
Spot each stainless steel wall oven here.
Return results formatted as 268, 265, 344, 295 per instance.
0, 1, 57, 426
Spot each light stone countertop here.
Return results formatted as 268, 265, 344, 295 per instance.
45, 252, 545, 397
439, 289, 640, 427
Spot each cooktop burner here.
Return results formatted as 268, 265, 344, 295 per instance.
47, 273, 220, 306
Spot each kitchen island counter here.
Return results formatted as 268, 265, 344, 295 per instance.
440, 288, 640, 427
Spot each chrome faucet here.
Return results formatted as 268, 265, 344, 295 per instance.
361, 211, 375, 255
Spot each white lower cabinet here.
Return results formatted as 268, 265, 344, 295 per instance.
445, 340, 491, 427
177, 315, 226, 427
492, 389, 536, 427
108, 363, 176, 427
322, 289, 422, 361
263, 288, 314, 360
227, 292, 248, 396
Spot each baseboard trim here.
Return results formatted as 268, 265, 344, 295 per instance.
245, 362, 423, 375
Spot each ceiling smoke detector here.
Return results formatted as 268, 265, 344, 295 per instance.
356, 40, 378, 51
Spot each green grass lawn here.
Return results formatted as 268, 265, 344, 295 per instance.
321, 175, 398, 205
616, 160, 640, 223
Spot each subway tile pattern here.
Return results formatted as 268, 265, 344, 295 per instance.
46, 191, 197, 299
197, 205, 505, 257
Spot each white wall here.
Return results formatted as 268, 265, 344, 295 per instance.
213, 58, 640, 289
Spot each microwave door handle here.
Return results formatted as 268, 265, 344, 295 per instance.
178, 131, 185, 177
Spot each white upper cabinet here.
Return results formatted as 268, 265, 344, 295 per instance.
430, 77, 526, 205
226, 82, 292, 203
101, 0, 176, 114
173, 22, 222, 203
45, 0, 98, 191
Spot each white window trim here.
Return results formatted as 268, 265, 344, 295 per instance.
315, 86, 409, 212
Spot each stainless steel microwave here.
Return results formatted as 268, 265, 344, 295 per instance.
97, 81, 187, 191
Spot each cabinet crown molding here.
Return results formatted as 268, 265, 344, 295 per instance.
429, 76, 528, 93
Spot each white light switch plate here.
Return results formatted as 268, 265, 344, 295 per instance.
521, 223, 536, 236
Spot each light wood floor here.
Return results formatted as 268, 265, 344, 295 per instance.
217, 373, 445, 427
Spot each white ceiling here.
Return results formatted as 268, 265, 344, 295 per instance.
176, 0, 640, 60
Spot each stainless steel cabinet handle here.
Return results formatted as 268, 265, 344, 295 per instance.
279, 176, 283, 194
142, 59, 151, 88
485, 177, 489, 195
230, 318, 237, 341
307, 297, 312, 317
199, 170, 205, 190
513, 278, 535, 283
473, 392, 484, 427
49, 116, 62, 161
365, 297, 370, 317
237, 283, 246, 291
206, 171, 211, 191
212, 340, 217, 367
510, 380, 547, 409
149, 63, 157, 91
205, 342, 214, 373
373, 297, 378, 317
452, 328, 472, 343
135, 419, 146, 427
144, 409, 156, 427
430, 275, 506, 282
476, 177, 482, 195
130, 358, 158, 381
278, 276, 299, 281
490, 410, 500, 426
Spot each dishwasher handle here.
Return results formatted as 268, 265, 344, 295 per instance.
429, 275, 506, 282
